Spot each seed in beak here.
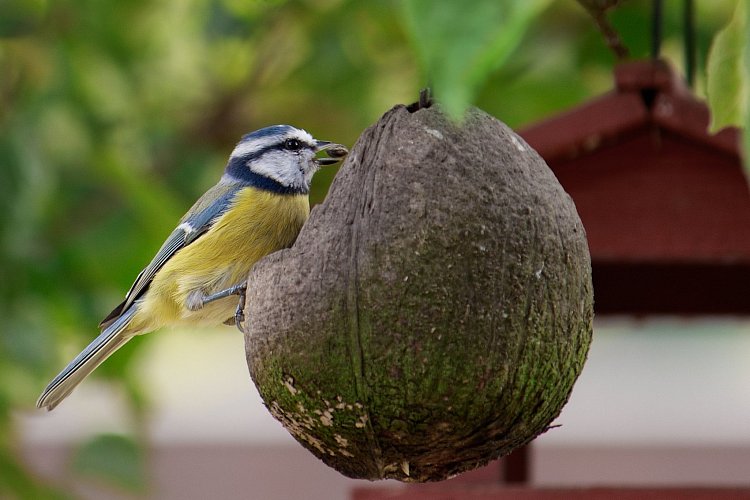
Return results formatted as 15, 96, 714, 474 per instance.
315, 142, 349, 166
325, 144, 349, 158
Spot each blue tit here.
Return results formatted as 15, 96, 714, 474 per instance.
37, 125, 347, 411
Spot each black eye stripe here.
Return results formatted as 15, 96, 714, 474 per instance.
231, 139, 314, 166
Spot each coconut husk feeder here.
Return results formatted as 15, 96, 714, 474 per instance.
243, 101, 593, 482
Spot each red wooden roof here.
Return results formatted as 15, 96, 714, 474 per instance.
518, 60, 750, 314
521, 59, 739, 164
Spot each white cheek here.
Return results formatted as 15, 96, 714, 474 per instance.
249, 151, 310, 190
252, 152, 291, 180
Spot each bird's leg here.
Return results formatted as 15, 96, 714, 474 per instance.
186, 282, 248, 332
201, 282, 246, 305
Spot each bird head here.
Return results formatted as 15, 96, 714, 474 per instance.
224, 125, 347, 194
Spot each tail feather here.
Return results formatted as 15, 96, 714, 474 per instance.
37, 306, 138, 411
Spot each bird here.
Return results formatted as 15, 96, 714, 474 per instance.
37, 125, 347, 411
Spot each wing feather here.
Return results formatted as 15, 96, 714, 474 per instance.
99, 181, 241, 329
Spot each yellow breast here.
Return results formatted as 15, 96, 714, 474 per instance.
131, 188, 309, 330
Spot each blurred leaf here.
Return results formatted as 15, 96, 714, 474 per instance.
576, 0, 622, 12
0, 450, 71, 500
0, 0, 47, 37
2, 311, 57, 375
706, 0, 748, 133
72, 433, 146, 493
401, 0, 552, 120
706, 0, 750, 177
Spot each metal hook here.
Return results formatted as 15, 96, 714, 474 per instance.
683, 0, 696, 88
651, 0, 663, 60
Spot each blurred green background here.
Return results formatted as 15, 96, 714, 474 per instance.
0, 0, 737, 497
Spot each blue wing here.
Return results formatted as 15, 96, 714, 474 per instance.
99, 180, 241, 329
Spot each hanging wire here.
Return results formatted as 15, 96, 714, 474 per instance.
651, 0, 663, 59
683, 0, 696, 88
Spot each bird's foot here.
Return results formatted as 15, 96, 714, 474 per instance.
193, 282, 248, 331
188, 282, 248, 331
233, 284, 247, 332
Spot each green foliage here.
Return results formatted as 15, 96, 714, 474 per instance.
706, 0, 750, 174
401, 0, 552, 120
574, 0, 628, 59
707, 0, 748, 132
0, 0, 46, 37
0, 453, 71, 499
72, 434, 146, 493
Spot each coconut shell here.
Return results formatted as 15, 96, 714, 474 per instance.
243, 104, 593, 482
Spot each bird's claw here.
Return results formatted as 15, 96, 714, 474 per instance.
234, 283, 247, 332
